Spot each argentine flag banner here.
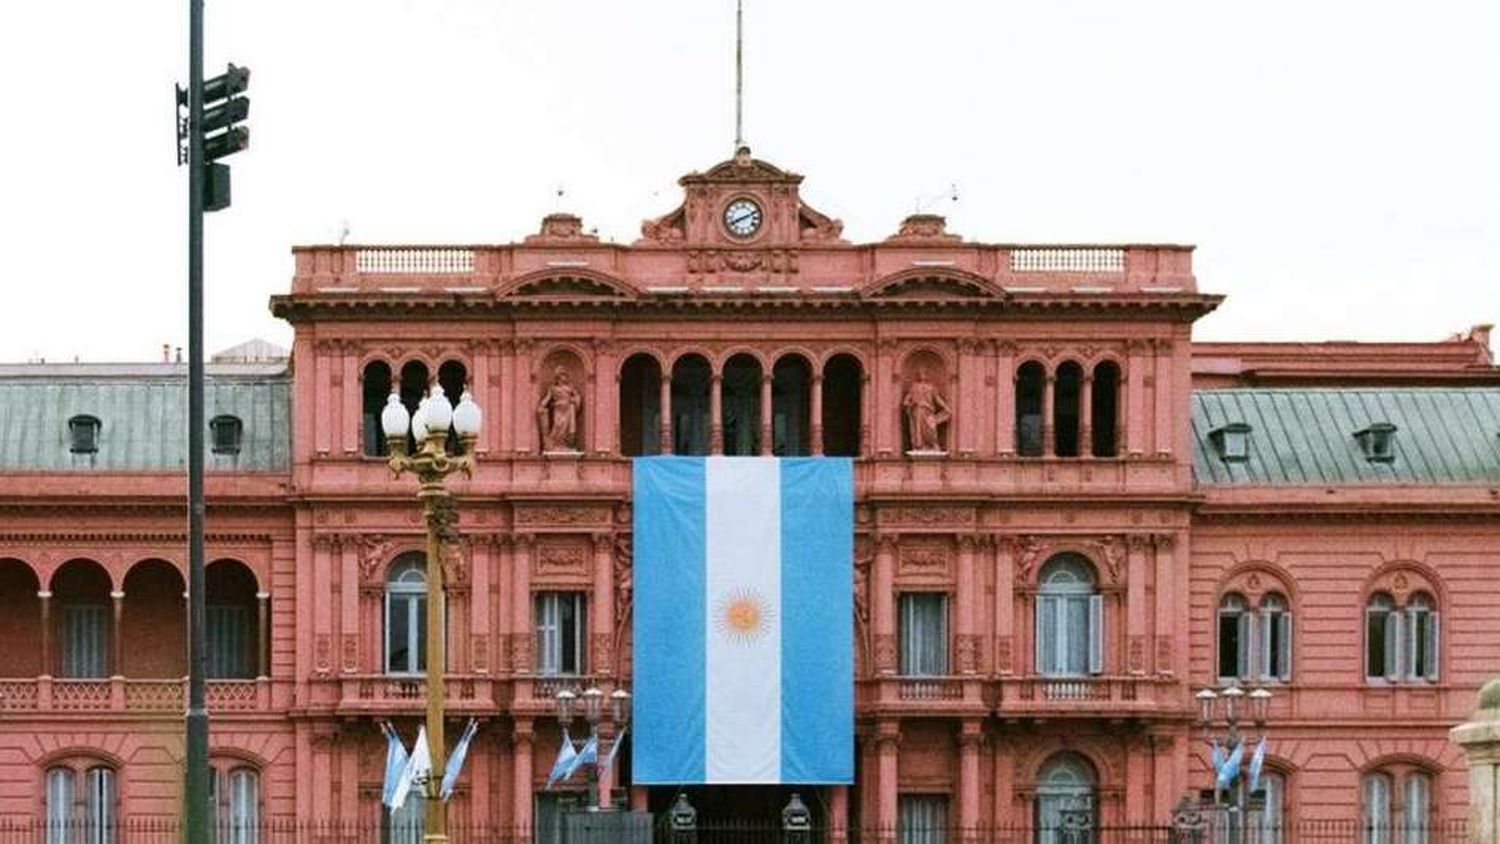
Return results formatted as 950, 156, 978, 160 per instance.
633, 457, 853, 785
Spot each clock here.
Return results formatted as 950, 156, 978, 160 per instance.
723, 198, 763, 238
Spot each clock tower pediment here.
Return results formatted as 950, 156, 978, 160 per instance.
637, 146, 846, 248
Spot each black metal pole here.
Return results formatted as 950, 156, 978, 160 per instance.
185, 0, 211, 839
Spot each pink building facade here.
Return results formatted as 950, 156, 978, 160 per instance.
0, 151, 1497, 836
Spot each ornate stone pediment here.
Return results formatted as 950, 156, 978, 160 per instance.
862, 268, 1004, 300
522, 212, 600, 245
681, 148, 804, 186
498, 269, 636, 299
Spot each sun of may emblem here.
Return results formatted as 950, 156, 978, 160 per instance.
715, 589, 773, 645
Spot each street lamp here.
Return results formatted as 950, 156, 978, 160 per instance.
383, 384, 482, 844
552, 684, 632, 811
1195, 683, 1273, 843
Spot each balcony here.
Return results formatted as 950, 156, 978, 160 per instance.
992, 675, 1176, 719
0, 677, 269, 714
861, 675, 987, 716
333, 673, 503, 715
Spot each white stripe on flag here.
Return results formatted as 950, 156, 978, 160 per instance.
705, 457, 781, 782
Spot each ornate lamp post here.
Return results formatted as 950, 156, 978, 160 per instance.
553, 685, 632, 810
1194, 684, 1272, 843
382, 384, 482, 844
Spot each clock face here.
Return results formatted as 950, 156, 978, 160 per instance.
724, 198, 763, 238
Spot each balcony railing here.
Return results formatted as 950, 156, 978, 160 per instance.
0, 677, 268, 713
336, 673, 498, 713
993, 675, 1163, 714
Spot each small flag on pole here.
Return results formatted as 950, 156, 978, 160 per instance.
441, 718, 480, 800
390, 726, 431, 811
601, 726, 627, 774
1249, 738, 1268, 793
563, 733, 598, 782
546, 729, 578, 789
1215, 740, 1244, 790
380, 722, 410, 809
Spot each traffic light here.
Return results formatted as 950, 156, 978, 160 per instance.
176, 63, 250, 212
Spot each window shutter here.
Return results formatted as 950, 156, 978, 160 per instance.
1277, 612, 1293, 681
1425, 613, 1440, 681
1036, 596, 1055, 675
1384, 611, 1401, 682
1088, 594, 1104, 675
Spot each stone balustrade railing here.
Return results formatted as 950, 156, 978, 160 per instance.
0, 677, 268, 713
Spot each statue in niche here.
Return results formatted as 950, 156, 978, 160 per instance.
536, 366, 582, 452
902, 367, 950, 453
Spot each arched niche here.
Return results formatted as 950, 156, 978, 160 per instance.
537, 349, 586, 453
900, 349, 950, 454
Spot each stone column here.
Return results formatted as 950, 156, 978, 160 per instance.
512, 720, 534, 833
257, 591, 271, 678
1153, 338, 1174, 458
958, 720, 983, 835
592, 339, 615, 456
658, 373, 673, 455
810, 373, 825, 456
759, 373, 774, 455
1450, 680, 1500, 844
827, 785, 849, 842
994, 341, 1016, 457
111, 589, 125, 676
873, 535, 897, 675
993, 538, 1015, 675
859, 371, 872, 457
1126, 536, 1147, 675
1125, 339, 1146, 458
512, 535, 534, 674
1079, 372, 1094, 457
1042, 372, 1056, 457
514, 339, 535, 455
592, 534, 615, 677
956, 536, 977, 674
876, 721, 900, 841
38, 591, 52, 676
709, 373, 724, 455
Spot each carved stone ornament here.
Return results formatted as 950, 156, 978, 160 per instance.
535, 544, 588, 576
873, 634, 898, 673
885, 213, 961, 243
1095, 535, 1127, 584
523, 212, 600, 245
902, 366, 951, 453
1014, 535, 1048, 583
514, 506, 608, 527
358, 534, 396, 585
888, 507, 972, 527
955, 634, 979, 673
639, 205, 686, 243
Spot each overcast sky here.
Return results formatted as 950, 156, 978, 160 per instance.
1, 1, 1496, 362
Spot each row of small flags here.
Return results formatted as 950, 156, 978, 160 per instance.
380, 719, 480, 812
1211, 736, 1269, 795
545, 726, 626, 789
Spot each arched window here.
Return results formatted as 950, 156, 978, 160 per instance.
1053, 362, 1083, 457
721, 354, 762, 456
1364, 765, 1436, 844
772, 355, 812, 456
385, 554, 427, 675
363, 361, 393, 456
52, 559, 112, 678
1366, 591, 1439, 683
211, 766, 260, 844
206, 559, 260, 679
398, 361, 430, 454
210, 415, 244, 456
1218, 592, 1293, 683
1363, 772, 1395, 844
1035, 753, 1096, 842
1016, 362, 1046, 457
1403, 772, 1432, 844
122, 559, 187, 679
1035, 555, 1102, 677
46, 765, 115, 844
0, 559, 42, 677
1254, 770, 1287, 844
618, 354, 662, 456
671, 355, 711, 456
822, 354, 863, 457
1090, 361, 1120, 457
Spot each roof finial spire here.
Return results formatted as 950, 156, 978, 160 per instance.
734, 0, 745, 152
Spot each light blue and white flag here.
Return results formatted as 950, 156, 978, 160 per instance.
601, 726, 626, 774
545, 729, 578, 789
440, 718, 480, 800
1248, 738, 1268, 793
389, 725, 431, 812
563, 733, 598, 782
380, 722, 410, 809
1216, 740, 1244, 790
633, 456, 853, 785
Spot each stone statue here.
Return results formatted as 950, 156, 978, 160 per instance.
902, 367, 950, 452
536, 366, 582, 452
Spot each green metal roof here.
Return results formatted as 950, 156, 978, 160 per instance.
0, 377, 290, 472
1192, 388, 1500, 485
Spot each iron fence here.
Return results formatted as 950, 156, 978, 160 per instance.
0, 818, 1472, 843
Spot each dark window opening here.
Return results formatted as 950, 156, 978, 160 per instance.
1016, 362, 1045, 457
1210, 423, 1252, 463
68, 415, 101, 454
671, 355, 711, 456
1091, 361, 1120, 457
210, 414, 243, 455
822, 354, 863, 457
619, 354, 662, 456
437, 359, 468, 454
398, 360, 431, 454
363, 360, 393, 457
721, 355, 762, 456
1355, 423, 1398, 463
1054, 362, 1083, 457
772, 355, 811, 456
